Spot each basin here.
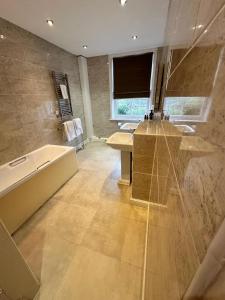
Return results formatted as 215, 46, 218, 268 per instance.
175, 124, 195, 134
106, 132, 133, 152
107, 132, 133, 185
120, 123, 139, 131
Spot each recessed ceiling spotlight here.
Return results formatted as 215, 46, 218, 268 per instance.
0, 34, 5, 39
83, 45, 88, 49
46, 19, 54, 27
119, 0, 127, 6
192, 24, 204, 30
132, 35, 138, 40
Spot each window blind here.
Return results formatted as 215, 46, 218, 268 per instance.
113, 52, 153, 99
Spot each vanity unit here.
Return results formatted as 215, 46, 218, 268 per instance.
131, 120, 178, 204
107, 121, 180, 199
132, 120, 216, 204
107, 120, 213, 205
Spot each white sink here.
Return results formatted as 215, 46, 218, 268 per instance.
107, 132, 133, 185
106, 132, 133, 152
175, 125, 195, 134
120, 123, 139, 131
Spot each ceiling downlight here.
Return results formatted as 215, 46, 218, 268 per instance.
46, 19, 54, 27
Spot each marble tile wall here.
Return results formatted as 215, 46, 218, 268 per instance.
0, 17, 86, 165
141, 1, 225, 299
167, 45, 222, 97
166, 1, 225, 261
165, 0, 225, 52
158, 0, 225, 298
132, 121, 172, 205
87, 55, 119, 138
132, 131, 155, 201
133, 121, 200, 299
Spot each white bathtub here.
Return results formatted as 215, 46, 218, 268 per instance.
0, 145, 78, 234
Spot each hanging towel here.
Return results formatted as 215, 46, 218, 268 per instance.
73, 118, 83, 136
63, 120, 77, 142
60, 84, 69, 99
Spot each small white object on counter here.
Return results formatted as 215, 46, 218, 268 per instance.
120, 123, 139, 131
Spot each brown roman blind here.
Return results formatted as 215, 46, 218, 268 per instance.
113, 52, 153, 99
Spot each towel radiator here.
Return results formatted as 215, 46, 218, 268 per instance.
52, 71, 84, 151
52, 71, 73, 121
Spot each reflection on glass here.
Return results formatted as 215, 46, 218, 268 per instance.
113, 98, 150, 117
164, 96, 210, 121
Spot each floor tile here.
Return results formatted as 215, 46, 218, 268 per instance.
12, 142, 147, 300
55, 246, 142, 300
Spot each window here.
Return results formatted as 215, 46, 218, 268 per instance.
113, 98, 150, 119
111, 52, 153, 120
164, 97, 210, 121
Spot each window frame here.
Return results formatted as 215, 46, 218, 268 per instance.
109, 49, 158, 121
163, 96, 212, 122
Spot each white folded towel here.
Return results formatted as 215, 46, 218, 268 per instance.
73, 118, 83, 136
60, 84, 69, 99
63, 120, 76, 142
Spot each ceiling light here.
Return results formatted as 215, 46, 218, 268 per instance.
119, 0, 127, 6
132, 35, 138, 40
83, 45, 88, 49
46, 19, 54, 27
0, 34, 5, 39
192, 24, 203, 30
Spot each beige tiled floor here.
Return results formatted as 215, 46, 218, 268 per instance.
13, 142, 147, 300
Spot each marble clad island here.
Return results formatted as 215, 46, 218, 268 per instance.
132, 120, 216, 204
132, 120, 182, 204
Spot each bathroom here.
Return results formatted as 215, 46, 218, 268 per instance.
0, 0, 225, 299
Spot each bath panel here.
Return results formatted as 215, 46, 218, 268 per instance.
0, 145, 78, 234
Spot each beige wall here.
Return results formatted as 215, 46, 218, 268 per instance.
0, 17, 86, 165
87, 55, 118, 138
166, 1, 225, 261
166, 46, 221, 97
161, 0, 225, 299
136, 1, 225, 300
132, 121, 198, 300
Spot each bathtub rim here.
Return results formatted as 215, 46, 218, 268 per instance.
0, 144, 77, 198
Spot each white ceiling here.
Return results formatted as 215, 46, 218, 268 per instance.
0, 0, 169, 57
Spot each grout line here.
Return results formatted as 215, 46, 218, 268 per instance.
161, 122, 200, 266
141, 124, 159, 299
141, 202, 150, 300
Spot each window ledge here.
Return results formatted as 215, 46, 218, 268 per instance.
171, 120, 207, 124
110, 118, 143, 122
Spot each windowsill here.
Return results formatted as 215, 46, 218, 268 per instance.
111, 114, 208, 123
110, 118, 143, 122
170, 119, 207, 124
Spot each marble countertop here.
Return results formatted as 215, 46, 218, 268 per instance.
180, 136, 217, 154
134, 121, 217, 155
134, 120, 182, 136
